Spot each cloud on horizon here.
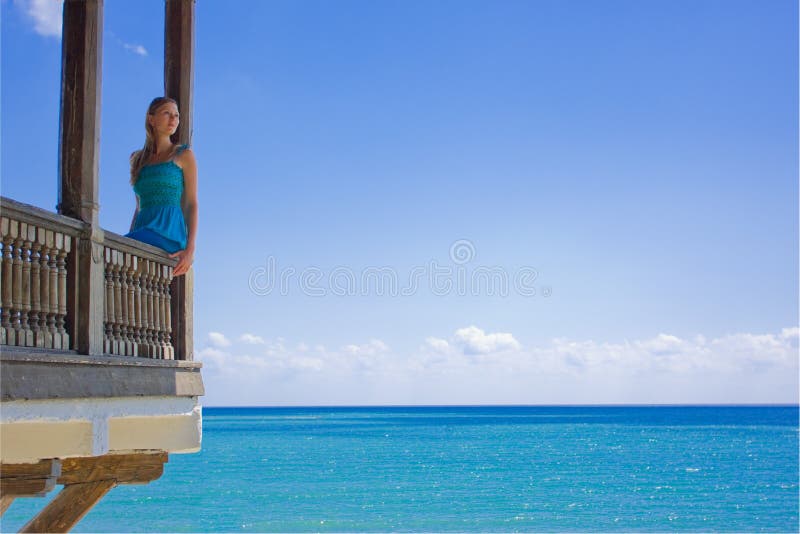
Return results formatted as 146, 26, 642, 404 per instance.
207, 332, 231, 348
196, 326, 799, 406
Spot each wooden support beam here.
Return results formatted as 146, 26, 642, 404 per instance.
0, 459, 61, 499
5, 454, 168, 530
20, 480, 115, 534
0, 496, 15, 516
0, 477, 57, 498
58, 452, 167, 485
1, 459, 61, 479
58, 0, 106, 355
165, 0, 196, 361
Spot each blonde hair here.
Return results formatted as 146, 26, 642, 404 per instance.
130, 97, 179, 185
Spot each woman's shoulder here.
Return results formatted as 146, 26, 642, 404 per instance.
173, 143, 196, 169
174, 143, 194, 158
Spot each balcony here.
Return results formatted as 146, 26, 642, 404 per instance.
0, 1, 202, 531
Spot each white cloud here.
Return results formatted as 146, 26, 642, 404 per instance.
207, 331, 231, 348
452, 325, 521, 355
342, 339, 389, 357
16, 0, 62, 37
239, 333, 266, 345
123, 42, 148, 56
424, 337, 450, 354
780, 327, 799, 341
196, 327, 799, 406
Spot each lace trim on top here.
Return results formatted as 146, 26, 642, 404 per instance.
134, 145, 188, 209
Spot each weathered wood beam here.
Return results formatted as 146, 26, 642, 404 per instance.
0, 496, 15, 516
0, 459, 61, 499
58, 0, 106, 355
58, 452, 167, 485
165, 0, 195, 145
0, 477, 57, 498
57, 0, 103, 226
0, 459, 61, 479
165, 0, 195, 361
9, 454, 168, 531
20, 480, 115, 533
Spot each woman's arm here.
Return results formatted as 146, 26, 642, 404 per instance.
129, 196, 140, 232
171, 148, 198, 277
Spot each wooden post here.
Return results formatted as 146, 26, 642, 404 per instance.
57, 0, 105, 355
165, 0, 195, 360
57, 0, 103, 227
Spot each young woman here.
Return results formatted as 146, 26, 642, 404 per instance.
125, 97, 198, 277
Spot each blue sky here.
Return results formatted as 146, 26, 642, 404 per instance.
2, 0, 798, 405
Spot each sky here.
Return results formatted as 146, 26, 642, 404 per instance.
1, 0, 798, 405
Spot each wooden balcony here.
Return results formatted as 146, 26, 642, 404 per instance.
0, 194, 204, 531
0, 195, 203, 460
1, 196, 192, 360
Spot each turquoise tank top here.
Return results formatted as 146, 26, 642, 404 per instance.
124, 144, 189, 254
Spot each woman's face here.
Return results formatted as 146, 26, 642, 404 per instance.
149, 102, 180, 136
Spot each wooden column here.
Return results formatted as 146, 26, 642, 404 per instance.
165, 0, 195, 360
57, 0, 103, 226
57, 0, 105, 355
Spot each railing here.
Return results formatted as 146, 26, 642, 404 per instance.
0, 206, 79, 350
0, 196, 190, 360
102, 234, 175, 359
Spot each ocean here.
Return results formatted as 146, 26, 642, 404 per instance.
1, 406, 798, 532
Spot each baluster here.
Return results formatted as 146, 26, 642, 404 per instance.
19, 223, 34, 346
155, 265, 166, 359
124, 253, 136, 356
163, 264, 174, 360
144, 259, 155, 357
155, 265, 164, 358
46, 231, 58, 347
119, 252, 130, 355
39, 234, 52, 348
151, 261, 161, 359
152, 260, 162, 359
132, 255, 143, 356
104, 247, 114, 354
112, 250, 124, 355
1, 219, 14, 346
11, 222, 23, 345
57, 235, 70, 350
30, 230, 43, 347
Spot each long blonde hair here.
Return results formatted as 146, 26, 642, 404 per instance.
130, 97, 179, 185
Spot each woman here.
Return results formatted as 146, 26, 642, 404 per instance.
125, 97, 197, 278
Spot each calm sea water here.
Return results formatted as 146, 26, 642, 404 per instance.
2, 406, 798, 532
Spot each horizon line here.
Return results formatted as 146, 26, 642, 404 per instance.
200, 403, 800, 408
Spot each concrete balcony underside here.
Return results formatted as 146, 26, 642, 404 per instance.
1, 348, 204, 464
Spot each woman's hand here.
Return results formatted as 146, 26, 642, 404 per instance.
169, 246, 194, 277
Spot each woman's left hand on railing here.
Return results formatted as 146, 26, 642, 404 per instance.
169, 245, 194, 277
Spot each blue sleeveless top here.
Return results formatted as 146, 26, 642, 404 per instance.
124, 144, 189, 254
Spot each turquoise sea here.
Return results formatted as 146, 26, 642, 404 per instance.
2, 406, 798, 532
